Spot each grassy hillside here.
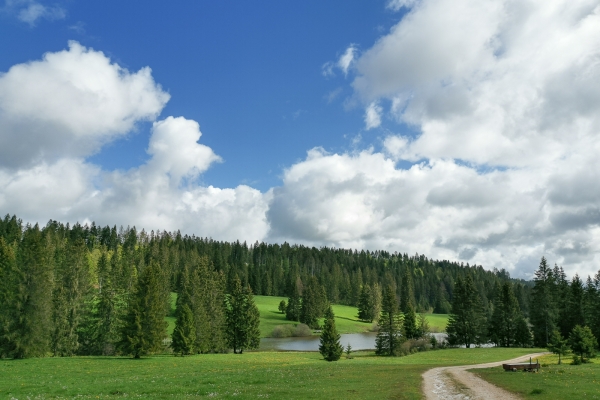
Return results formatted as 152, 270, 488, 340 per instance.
474, 353, 600, 399
166, 294, 449, 338
0, 348, 540, 399
254, 295, 449, 337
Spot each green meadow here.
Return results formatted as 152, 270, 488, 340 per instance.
254, 295, 449, 337
473, 353, 600, 399
0, 348, 539, 400
166, 294, 449, 338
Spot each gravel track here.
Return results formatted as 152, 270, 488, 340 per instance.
421, 352, 549, 400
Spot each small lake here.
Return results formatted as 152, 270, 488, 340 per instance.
260, 332, 448, 352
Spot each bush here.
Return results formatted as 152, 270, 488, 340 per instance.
271, 323, 313, 338
398, 338, 432, 356
292, 324, 312, 337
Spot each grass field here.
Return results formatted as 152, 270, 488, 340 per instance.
254, 295, 449, 338
0, 348, 540, 399
165, 294, 449, 338
474, 353, 600, 399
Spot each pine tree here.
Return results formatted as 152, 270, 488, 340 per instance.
376, 283, 404, 356
488, 282, 524, 347
547, 329, 569, 364
357, 284, 374, 322
446, 275, 486, 348
319, 305, 343, 361
171, 304, 196, 356
371, 282, 382, 323
225, 276, 260, 354
0, 237, 17, 357
569, 325, 597, 364
286, 277, 302, 322
9, 225, 54, 358
278, 300, 286, 314
171, 262, 196, 356
530, 257, 557, 347
300, 276, 326, 329
400, 268, 418, 339
119, 261, 168, 358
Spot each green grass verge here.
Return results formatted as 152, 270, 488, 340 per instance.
0, 348, 540, 399
167, 294, 449, 338
474, 353, 600, 399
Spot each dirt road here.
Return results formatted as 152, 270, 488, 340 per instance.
421, 352, 548, 400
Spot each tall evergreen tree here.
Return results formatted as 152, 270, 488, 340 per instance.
375, 284, 404, 356
319, 305, 343, 361
8, 225, 54, 358
446, 274, 487, 348
299, 276, 327, 329
488, 282, 525, 347
357, 284, 374, 322
0, 237, 17, 357
530, 257, 557, 347
224, 276, 260, 354
285, 276, 302, 322
171, 262, 196, 356
400, 268, 418, 339
119, 261, 168, 358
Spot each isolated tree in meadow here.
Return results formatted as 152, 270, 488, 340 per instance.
278, 300, 287, 314
547, 329, 569, 365
376, 283, 404, 356
225, 276, 260, 354
119, 261, 168, 358
446, 274, 487, 348
319, 305, 343, 361
569, 325, 597, 364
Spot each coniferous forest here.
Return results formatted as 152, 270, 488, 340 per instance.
1, 214, 599, 359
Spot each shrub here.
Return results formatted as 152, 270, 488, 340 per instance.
292, 323, 312, 337
271, 323, 313, 338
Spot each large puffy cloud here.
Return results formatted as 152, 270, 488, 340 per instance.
0, 43, 269, 243
275, 0, 600, 278
0, 41, 170, 168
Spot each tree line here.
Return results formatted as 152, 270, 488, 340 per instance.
3, 214, 597, 359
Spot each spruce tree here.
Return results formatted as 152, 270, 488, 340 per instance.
300, 276, 326, 329
9, 225, 54, 358
119, 261, 168, 358
569, 325, 597, 364
0, 237, 17, 357
530, 257, 557, 347
319, 305, 343, 361
357, 284, 374, 322
400, 268, 418, 339
286, 276, 301, 321
225, 276, 260, 354
171, 262, 196, 356
547, 329, 569, 364
171, 304, 196, 356
376, 283, 404, 356
446, 275, 486, 348
488, 282, 524, 347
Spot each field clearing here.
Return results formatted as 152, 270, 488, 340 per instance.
473, 353, 600, 399
254, 295, 449, 337
0, 348, 539, 399
165, 294, 449, 337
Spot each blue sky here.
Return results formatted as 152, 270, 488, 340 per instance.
2, 1, 409, 190
1, 0, 600, 279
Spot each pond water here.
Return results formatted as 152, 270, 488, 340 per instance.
260, 332, 448, 352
